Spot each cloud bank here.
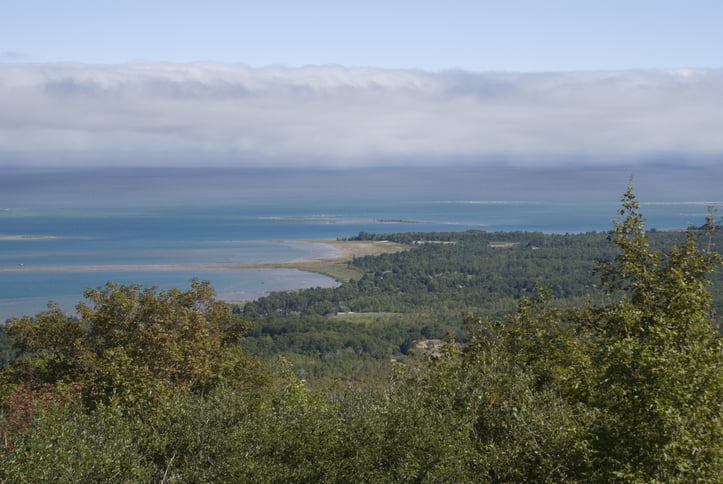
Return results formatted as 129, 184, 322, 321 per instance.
1, 63, 722, 167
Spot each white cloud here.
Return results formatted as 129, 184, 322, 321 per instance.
1, 63, 722, 167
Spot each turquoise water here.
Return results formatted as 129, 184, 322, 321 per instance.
1, 166, 719, 321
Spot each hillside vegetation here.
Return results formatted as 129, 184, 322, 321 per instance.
240, 210, 722, 387
1, 187, 721, 482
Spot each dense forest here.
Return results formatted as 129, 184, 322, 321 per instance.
239, 222, 722, 386
1, 188, 722, 482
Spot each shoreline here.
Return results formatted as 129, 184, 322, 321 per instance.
224, 239, 409, 281
0, 239, 410, 282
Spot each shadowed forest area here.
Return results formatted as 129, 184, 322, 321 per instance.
1, 188, 722, 482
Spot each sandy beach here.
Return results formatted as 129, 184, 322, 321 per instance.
220, 239, 409, 281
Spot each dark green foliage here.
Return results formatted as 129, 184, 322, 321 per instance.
1, 400, 153, 483
0, 325, 18, 367
2, 279, 263, 409
376, 187, 723, 482
584, 188, 723, 482
240, 224, 722, 385
382, 335, 596, 482
245, 230, 622, 318
1, 189, 722, 482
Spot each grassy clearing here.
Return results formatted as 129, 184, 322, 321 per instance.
327, 311, 403, 323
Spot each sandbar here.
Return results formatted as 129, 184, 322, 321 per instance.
220, 239, 410, 281
0, 239, 410, 282
0, 235, 58, 240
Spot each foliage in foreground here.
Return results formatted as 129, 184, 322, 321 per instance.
1, 188, 722, 483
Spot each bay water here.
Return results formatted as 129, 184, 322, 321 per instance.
1, 166, 719, 321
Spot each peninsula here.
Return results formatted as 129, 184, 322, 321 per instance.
222, 239, 409, 281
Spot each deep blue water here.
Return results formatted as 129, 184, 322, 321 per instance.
1, 166, 719, 321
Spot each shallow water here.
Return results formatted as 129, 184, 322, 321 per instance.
1, 166, 719, 321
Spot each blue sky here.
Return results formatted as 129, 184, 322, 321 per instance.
2, 0, 722, 71
0, 1, 721, 175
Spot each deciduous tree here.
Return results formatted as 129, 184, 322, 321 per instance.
3, 279, 260, 408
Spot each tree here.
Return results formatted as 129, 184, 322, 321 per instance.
387, 185, 723, 482
586, 186, 723, 482
3, 279, 262, 408
2, 188, 721, 482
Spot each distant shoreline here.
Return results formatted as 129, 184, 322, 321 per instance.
0, 239, 410, 282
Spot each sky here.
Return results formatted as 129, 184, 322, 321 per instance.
1, 1, 722, 173
3, 1, 722, 71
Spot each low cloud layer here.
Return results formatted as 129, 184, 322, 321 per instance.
1, 63, 722, 167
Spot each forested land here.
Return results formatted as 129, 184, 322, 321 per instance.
1, 188, 722, 482
239, 222, 723, 386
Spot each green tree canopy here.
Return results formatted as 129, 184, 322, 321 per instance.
1, 188, 721, 482
3, 279, 262, 408
587, 186, 723, 481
